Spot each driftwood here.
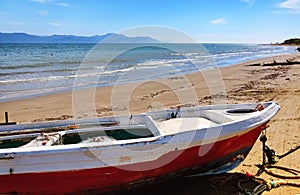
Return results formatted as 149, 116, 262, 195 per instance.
248, 60, 300, 66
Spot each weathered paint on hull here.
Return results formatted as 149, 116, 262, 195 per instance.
0, 123, 266, 194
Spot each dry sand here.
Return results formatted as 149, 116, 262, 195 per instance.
1, 52, 300, 194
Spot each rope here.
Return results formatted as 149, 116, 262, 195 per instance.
277, 145, 300, 159
237, 127, 300, 194
260, 165, 300, 179
256, 130, 300, 179
208, 125, 300, 194
238, 173, 300, 194
263, 145, 279, 164
247, 127, 300, 193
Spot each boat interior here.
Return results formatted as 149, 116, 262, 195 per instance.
0, 103, 268, 149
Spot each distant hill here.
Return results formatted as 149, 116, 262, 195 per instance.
282, 38, 300, 45
0, 32, 160, 43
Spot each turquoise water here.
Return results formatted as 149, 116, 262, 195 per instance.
0, 43, 296, 102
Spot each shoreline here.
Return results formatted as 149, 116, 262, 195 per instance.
1, 52, 300, 123
0, 43, 297, 103
1, 52, 300, 194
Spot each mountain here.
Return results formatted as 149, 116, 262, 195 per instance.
282, 38, 300, 45
0, 32, 160, 43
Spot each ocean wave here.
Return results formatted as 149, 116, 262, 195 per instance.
0, 68, 77, 76
70, 66, 139, 79
0, 75, 68, 84
0, 61, 82, 70
0, 43, 297, 102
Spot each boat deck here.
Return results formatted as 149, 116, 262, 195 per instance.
156, 117, 218, 135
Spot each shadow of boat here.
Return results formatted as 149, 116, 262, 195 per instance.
114, 173, 262, 195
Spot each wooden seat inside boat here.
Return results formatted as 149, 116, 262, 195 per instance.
157, 117, 219, 135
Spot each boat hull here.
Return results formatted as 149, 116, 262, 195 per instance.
0, 122, 267, 194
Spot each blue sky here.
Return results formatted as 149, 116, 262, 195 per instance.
0, 0, 300, 43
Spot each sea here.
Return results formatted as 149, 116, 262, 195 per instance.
0, 43, 296, 102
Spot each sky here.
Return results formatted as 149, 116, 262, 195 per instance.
0, 0, 300, 43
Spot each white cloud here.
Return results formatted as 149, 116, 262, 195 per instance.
241, 0, 256, 7
29, 0, 70, 7
38, 10, 48, 16
279, 0, 300, 10
210, 18, 227, 24
48, 21, 62, 26
29, 0, 51, 3
54, 2, 70, 7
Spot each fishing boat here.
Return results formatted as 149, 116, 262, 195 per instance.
0, 102, 279, 194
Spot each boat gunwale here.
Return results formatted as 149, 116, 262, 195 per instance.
0, 124, 149, 141
0, 102, 280, 154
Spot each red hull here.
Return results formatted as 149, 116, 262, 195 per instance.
0, 123, 266, 194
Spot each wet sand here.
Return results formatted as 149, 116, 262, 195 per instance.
1, 53, 300, 194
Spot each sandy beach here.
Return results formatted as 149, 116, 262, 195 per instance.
1, 52, 300, 194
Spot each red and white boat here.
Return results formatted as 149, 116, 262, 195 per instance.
0, 102, 279, 194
